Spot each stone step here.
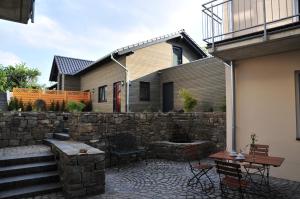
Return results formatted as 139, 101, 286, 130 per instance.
0, 162, 57, 178
0, 171, 59, 190
0, 182, 61, 199
0, 153, 55, 167
53, 133, 70, 141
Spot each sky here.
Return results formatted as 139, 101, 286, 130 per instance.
0, 0, 208, 86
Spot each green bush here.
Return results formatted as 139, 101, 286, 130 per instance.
55, 101, 60, 112
8, 97, 19, 111
61, 100, 66, 112
49, 100, 55, 111
25, 101, 33, 111
34, 99, 46, 111
18, 99, 24, 111
178, 88, 197, 112
202, 101, 214, 112
67, 101, 86, 112
81, 100, 92, 112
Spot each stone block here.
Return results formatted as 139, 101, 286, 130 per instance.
86, 185, 105, 195
78, 123, 93, 133
65, 188, 86, 198
95, 161, 105, 170
9, 139, 19, 146
82, 172, 97, 185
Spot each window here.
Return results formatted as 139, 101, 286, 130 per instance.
173, 46, 183, 65
296, 71, 300, 140
98, 85, 107, 102
140, 82, 150, 101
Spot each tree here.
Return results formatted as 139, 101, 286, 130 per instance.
0, 65, 7, 92
0, 63, 42, 92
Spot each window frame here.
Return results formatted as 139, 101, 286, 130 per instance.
172, 46, 183, 65
295, 71, 300, 140
98, 85, 107, 103
139, 81, 150, 101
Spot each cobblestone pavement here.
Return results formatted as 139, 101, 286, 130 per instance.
0, 145, 51, 159
24, 159, 300, 199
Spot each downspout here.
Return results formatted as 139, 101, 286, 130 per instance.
230, 61, 237, 152
221, 59, 237, 152
110, 54, 130, 112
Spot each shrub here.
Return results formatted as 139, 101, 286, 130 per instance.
34, 99, 46, 111
61, 100, 66, 112
67, 101, 86, 112
25, 101, 33, 111
55, 101, 60, 112
220, 104, 226, 112
8, 97, 19, 111
81, 100, 92, 112
202, 101, 214, 112
178, 88, 197, 112
18, 99, 24, 111
49, 100, 55, 111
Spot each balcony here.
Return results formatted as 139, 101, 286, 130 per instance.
202, 0, 300, 61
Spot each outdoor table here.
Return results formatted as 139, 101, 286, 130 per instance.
209, 151, 285, 185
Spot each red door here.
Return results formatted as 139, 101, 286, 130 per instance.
113, 82, 121, 112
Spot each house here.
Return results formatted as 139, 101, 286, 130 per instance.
202, 0, 300, 181
0, 0, 35, 24
49, 30, 226, 112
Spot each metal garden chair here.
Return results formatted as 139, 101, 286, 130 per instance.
243, 144, 269, 185
182, 145, 214, 192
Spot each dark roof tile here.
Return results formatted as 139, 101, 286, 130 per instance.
54, 55, 94, 75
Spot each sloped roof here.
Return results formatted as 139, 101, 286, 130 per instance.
49, 30, 207, 80
49, 55, 94, 81
75, 29, 207, 75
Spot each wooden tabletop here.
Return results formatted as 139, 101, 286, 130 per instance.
209, 151, 285, 167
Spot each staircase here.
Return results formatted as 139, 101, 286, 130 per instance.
0, 150, 61, 199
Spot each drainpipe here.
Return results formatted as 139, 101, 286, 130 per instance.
222, 59, 236, 152
110, 54, 130, 112
230, 61, 237, 152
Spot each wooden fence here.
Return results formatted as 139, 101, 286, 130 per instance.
12, 88, 91, 106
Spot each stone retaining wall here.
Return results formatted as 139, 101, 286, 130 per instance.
0, 112, 70, 148
69, 112, 226, 153
0, 112, 226, 152
49, 140, 105, 198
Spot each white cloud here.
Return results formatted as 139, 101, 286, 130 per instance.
12, 1, 206, 60
0, 51, 22, 66
0, 0, 209, 85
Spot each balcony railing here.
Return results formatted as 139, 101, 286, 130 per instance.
202, 0, 300, 47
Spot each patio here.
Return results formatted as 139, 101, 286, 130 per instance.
22, 159, 300, 199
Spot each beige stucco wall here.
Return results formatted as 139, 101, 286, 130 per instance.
232, 49, 300, 181
126, 41, 201, 112
160, 57, 226, 112
80, 58, 126, 112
